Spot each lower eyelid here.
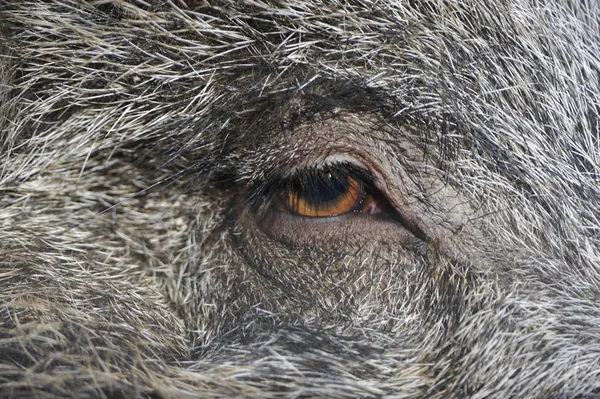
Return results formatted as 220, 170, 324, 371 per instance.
258, 206, 424, 249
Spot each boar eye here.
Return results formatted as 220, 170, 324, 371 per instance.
249, 161, 432, 244
274, 170, 368, 217
270, 163, 393, 219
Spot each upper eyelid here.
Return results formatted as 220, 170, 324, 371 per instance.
278, 152, 371, 178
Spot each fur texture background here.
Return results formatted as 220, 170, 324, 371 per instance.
1, 0, 600, 398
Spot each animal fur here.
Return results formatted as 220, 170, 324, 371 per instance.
1, 0, 600, 398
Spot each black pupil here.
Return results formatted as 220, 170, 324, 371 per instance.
293, 171, 349, 206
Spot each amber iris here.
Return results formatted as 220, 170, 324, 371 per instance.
276, 171, 372, 217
